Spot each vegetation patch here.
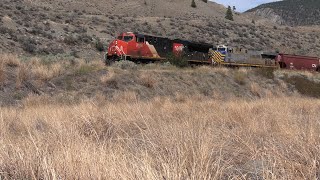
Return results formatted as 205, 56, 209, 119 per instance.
234, 70, 247, 85
166, 53, 188, 68
285, 76, 320, 98
112, 60, 138, 70
75, 64, 96, 75
255, 68, 275, 79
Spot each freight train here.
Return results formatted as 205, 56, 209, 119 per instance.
105, 32, 213, 65
105, 32, 320, 72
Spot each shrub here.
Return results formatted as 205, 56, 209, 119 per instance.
64, 35, 78, 45
285, 76, 320, 98
75, 64, 96, 75
191, 0, 196, 8
166, 53, 188, 68
234, 70, 247, 85
20, 37, 37, 53
140, 74, 156, 88
95, 38, 105, 52
77, 34, 92, 43
112, 60, 138, 70
0, 26, 14, 35
0, 61, 5, 85
255, 68, 275, 79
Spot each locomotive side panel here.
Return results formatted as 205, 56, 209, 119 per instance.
145, 35, 173, 58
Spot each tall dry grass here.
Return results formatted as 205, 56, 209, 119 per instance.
0, 95, 319, 179
0, 60, 5, 85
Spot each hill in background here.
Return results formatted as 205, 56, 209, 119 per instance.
1, 0, 320, 58
247, 0, 320, 26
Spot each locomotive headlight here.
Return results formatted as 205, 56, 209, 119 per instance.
115, 40, 118, 45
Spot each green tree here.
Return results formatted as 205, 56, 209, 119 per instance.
225, 6, 234, 21
191, 0, 196, 8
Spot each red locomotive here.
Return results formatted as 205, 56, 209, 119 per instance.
105, 32, 213, 65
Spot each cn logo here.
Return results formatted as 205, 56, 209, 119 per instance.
312, 64, 317, 68
174, 45, 184, 52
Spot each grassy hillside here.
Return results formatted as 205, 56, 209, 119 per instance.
2, 53, 320, 105
1, 54, 320, 178
247, 0, 320, 26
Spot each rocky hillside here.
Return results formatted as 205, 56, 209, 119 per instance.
247, 0, 320, 26
1, 0, 320, 58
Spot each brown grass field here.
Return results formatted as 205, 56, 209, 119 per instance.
0, 54, 320, 179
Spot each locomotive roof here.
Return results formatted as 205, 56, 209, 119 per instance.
132, 32, 213, 48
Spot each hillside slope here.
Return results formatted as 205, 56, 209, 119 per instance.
1, 54, 320, 106
247, 0, 320, 26
26, 0, 227, 19
1, 0, 320, 57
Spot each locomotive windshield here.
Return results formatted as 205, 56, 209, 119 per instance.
123, 36, 133, 42
218, 48, 226, 51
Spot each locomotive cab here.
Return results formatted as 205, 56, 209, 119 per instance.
217, 45, 228, 55
117, 34, 134, 42
106, 32, 162, 64
135, 34, 145, 43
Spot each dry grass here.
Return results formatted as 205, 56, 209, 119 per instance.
1, 54, 20, 67
15, 64, 29, 88
139, 72, 157, 88
234, 69, 247, 85
1, 54, 320, 179
28, 58, 64, 81
0, 95, 319, 179
1, 54, 21, 85
0, 60, 5, 85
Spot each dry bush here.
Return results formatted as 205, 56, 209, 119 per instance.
0, 96, 319, 179
250, 82, 261, 97
196, 65, 213, 72
139, 73, 156, 88
100, 69, 114, 84
15, 63, 29, 88
112, 60, 138, 70
212, 66, 229, 75
29, 57, 64, 81
0, 60, 5, 84
1, 54, 20, 67
285, 75, 320, 98
112, 91, 138, 103
234, 69, 247, 85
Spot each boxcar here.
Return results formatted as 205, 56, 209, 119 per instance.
277, 54, 320, 71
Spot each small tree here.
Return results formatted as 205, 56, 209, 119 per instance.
191, 0, 196, 8
95, 38, 105, 52
225, 6, 234, 21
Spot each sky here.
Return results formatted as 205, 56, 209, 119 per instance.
213, 0, 282, 12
